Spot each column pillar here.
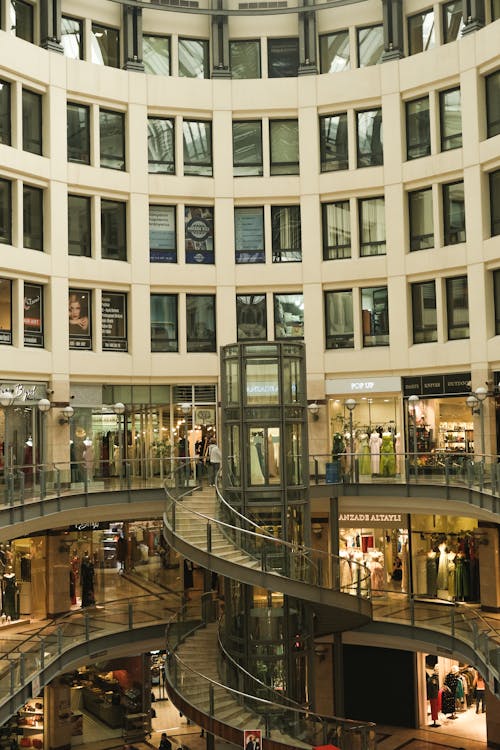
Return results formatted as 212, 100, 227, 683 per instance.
382, 0, 404, 61
211, 14, 230, 77
40, 0, 63, 53
298, 2, 317, 75
462, 0, 485, 34
479, 524, 500, 612
122, 5, 144, 71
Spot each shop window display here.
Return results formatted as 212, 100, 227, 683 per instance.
338, 525, 409, 595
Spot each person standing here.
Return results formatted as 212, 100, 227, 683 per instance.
475, 674, 486, 713
207, 438, 221, 486
159, 733, 172, 750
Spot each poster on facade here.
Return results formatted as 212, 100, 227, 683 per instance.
185, 206, 214, 264
243, 729, 261, 750
235, 208, 265, 263
150, 205, 177, 263
69, 289, 92, 350
102, 292, 127, 351
0, 278, 12, 344
24, 283, 44, 347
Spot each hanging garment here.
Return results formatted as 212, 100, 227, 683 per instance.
426, 554, 438, 597
379, 433, 396, 477
436, 544, 449, 590
455, 554, 470, 601
369, 432, 382, 474
358, 435, 371, 475
442, 671, 459, 715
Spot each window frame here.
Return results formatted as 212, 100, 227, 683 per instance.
183, 119, 213, 177
186, 294, 216, 353
406, 95, 431, 160
0, 278, 13, 345
357, 108, 383, 167
446, 275, 469, 340
236, 294, 267, 341
409, 187, 434, 251
485, 70, 500, 139
439, 87, 462, 151
23, 184, 43, 251
23, 282, 44, 348
101, 291, 128, 351
0, 178, 12, 245
359, 196, 386, 256
267, 37, 299, 78
101, 199, 127, 261
271, 205, 301, 263
22, 88, 42, 155
273, 293, 304, 340
150, 293, 178, 352
319, 113, 348, 172
91, 22, 120, 68
442, 180, 466, 246
229, 39, 261, 79
99, 108, 126, 171
0, 79, 12, 146
411, 280, 437, 344
407, 9, 435, 55
324, 289, 354, 349
356, 24, 384, 67
68, 194, 91, 257
442, 0, 464, 43
269, 119, 299, 176
178, 37, 210, 79
61, 15, 83, 60
149, 204, 177, 263
11, 0, 34, 43
322, 201, 351, 260
318, 30, 350, 73
361, 285, 389, 347
490, 169, 500, 238
234, 206, 265, 264
232, 120, 263, 177
67, 102, 90, 165
143, 34, 171, 76
147, 117, 175, 174
494, 269, 500, 336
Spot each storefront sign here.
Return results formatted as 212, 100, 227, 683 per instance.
339, 513, 405, 525
71, 522, 107, 531
402, 373, 471, 397
195, 407, 215, 425
326, 376, 401, 394
0, 383, 45, 401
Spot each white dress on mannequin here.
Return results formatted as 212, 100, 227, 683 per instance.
369, 432, 382, 474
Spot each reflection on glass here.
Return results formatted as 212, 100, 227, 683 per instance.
227, 424, 240, 485
179, 38, 209, 78
408, 10, 435, 55
319, 31, 350, 73
230, 40, 261, 79
274, 294, 304, 339
91, 24, 120, 68
286, 423, 302, 485
225, 360, 239, 404
249, 427, 280, 485
143, 35, 170, 75
357, 26, 384, 67
246, 361, 279, 404
61, 16, 83, 59
283, 359, 301, 403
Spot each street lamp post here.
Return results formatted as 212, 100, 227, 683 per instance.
0, 389, 15, 476
113, 402, 126, 479
474, 386, 488, 465
408, 394, 420, 475
37, 398, 51, 498
345, 398, 356, 482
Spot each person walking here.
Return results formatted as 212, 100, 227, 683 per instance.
207, 438, 221, 486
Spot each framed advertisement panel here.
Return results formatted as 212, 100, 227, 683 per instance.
24, 283, 44, 348
185, 206, 214, 264
102, 292, 127, 352
69, 288, 92, 350
149, 205, 176, 263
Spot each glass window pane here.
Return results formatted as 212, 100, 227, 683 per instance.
151, 294, 178, 352
486, 70, 500, 139
319, 31, 350, 73
10, 0, 33, 43
69, 289, 92, 350
443, 1, 464, 42
494, 270, 500, 335
186, 294, 216, 352
274, 294, 304, 339
493, 0, 500, 20
357, 109, 383, 167
233, 121, 263, 176
100, 109, 125, 170
361, 286, 389, 346
185, 206, 214, 265
61, 16, 83, 60
102, 292, 127, 351
359, 197, 386, 256
149, 205, 176, 262
246, 364, 279, 405
148, 118, 175, 174
236, 295, 267, 341
0, 80, 11, 145
0, 279, 13, 345
409, 188, 434, 251
67, 103, 90, 164
68, 194, 91, 257
440, 88, 462, 151
0, 179, 12, 245
143, 35, 170, 75
357, 25, 384, 67
101, 200, 126, 261
490, 170, 500, 237
268, 38, 299, 78
412, 281, 437, 343
325, 290, 354, 349
24, 283, 44, 347
443, 181, 465, 245
270, 120, 299, 175
271, 206, 301, 262
234, 207, 265, 263
23, 185, 43, 251
408, 10, 435, 55
230, 40, 261, 79
179, 38, 209, 79
320, 113, 348, 171
22, 89, 42, 155
446, 276, 469, 340
322, 201, 351, 260
406, 96, 430, 160
183, 120, 212, 176
91, 24, 120, 68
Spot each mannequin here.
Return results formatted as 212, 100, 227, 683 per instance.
426, 551, 438, 597
379, 432, 396, 477
442, 665, 459, 719
369, 431, 382, 475
70, 551, 79, 605
2, 567, 18, 619
427, 666, 441, 726
80, 553, 95, 607
116, 532, 127, 572
436, 543, 449, 590
367, 552, 385, 594
358, 434, 371, 475
394, 433, 402, 475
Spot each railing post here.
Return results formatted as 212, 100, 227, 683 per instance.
10, 661, 15, 695
410, 597, 415, 627
17, 471, 25, 504
126, 462, 131, 489
314, 457, 319, 485
128, 601, 133, 630
19, 653, 25, 686
7, 470, 14, 505
207, 522, 212, 553
490, 463, 497, 495
84, 466, 89, 496
451, 606, 455, 639
39, 467, 46, 501
40, 639, 45, 670
84, 611, 90, 641
496, 465, 500, 497
467, 461, 473, 489
354, 457, 359, 484
261, 550, 267, 572
58, 625, 63, 655
479, 461, 484, 491
209, 683, 214, 717
55, 467, 61, 498
472, 621, 479, 651
444, 456, 450, 487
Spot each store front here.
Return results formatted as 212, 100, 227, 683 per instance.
0, 381, 49, 472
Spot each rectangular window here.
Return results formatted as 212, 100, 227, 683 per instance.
274, 293, 304, 339
148, 118, 175, 174
357, 25, 384, 67
494, 270, 500, 335
406, 96, 430, 160
442, 1, 464, 42
440, 88, 462, 151
319, 31, 350, 73
408, 10, 435, 55
443, 181, 465, 245
320, 113, 348, 171
11, 0, 34, 43
69, 289, 92, 350
24, 283, 43, 347
100, 109, 125, 170
325, 290, 354, 349
486, 70, 500, 139
322, 201, 351, 260
0, 179, 12, 245
361, 286, 389, 346
23, 184, 43, 251
179, 38, 209, 78
359, 197, 386, 256
143, 35, 170, 75
446, 275, 469, 340
68, 194, 91, 257
234, 207, 265, 263
185, 206, 214, 264
61, 16, 83, 59
357, 108, 383, 167
0, 80, 11, 145
102, 291, 127, 351
236, 294, 267, 341
67, 103, 90, 164
186, 294, 216, 352
233, 121, 263, 177
271, 206, 301, 262
101, 199, 126, 261
230, 40, 261, 79
493, 0, 500, 20
411, 281, 437, 343
91, 23, 120, 67
22, 89, 42, 155
409, 187, 434, 251
151, 294, 178, 352
270, 120, 299, 175
183, 120, 212, 177
268, 38, 299, 78
149, 205, 176, 262
490, 169, 500, 237
0, 279, 13, 345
